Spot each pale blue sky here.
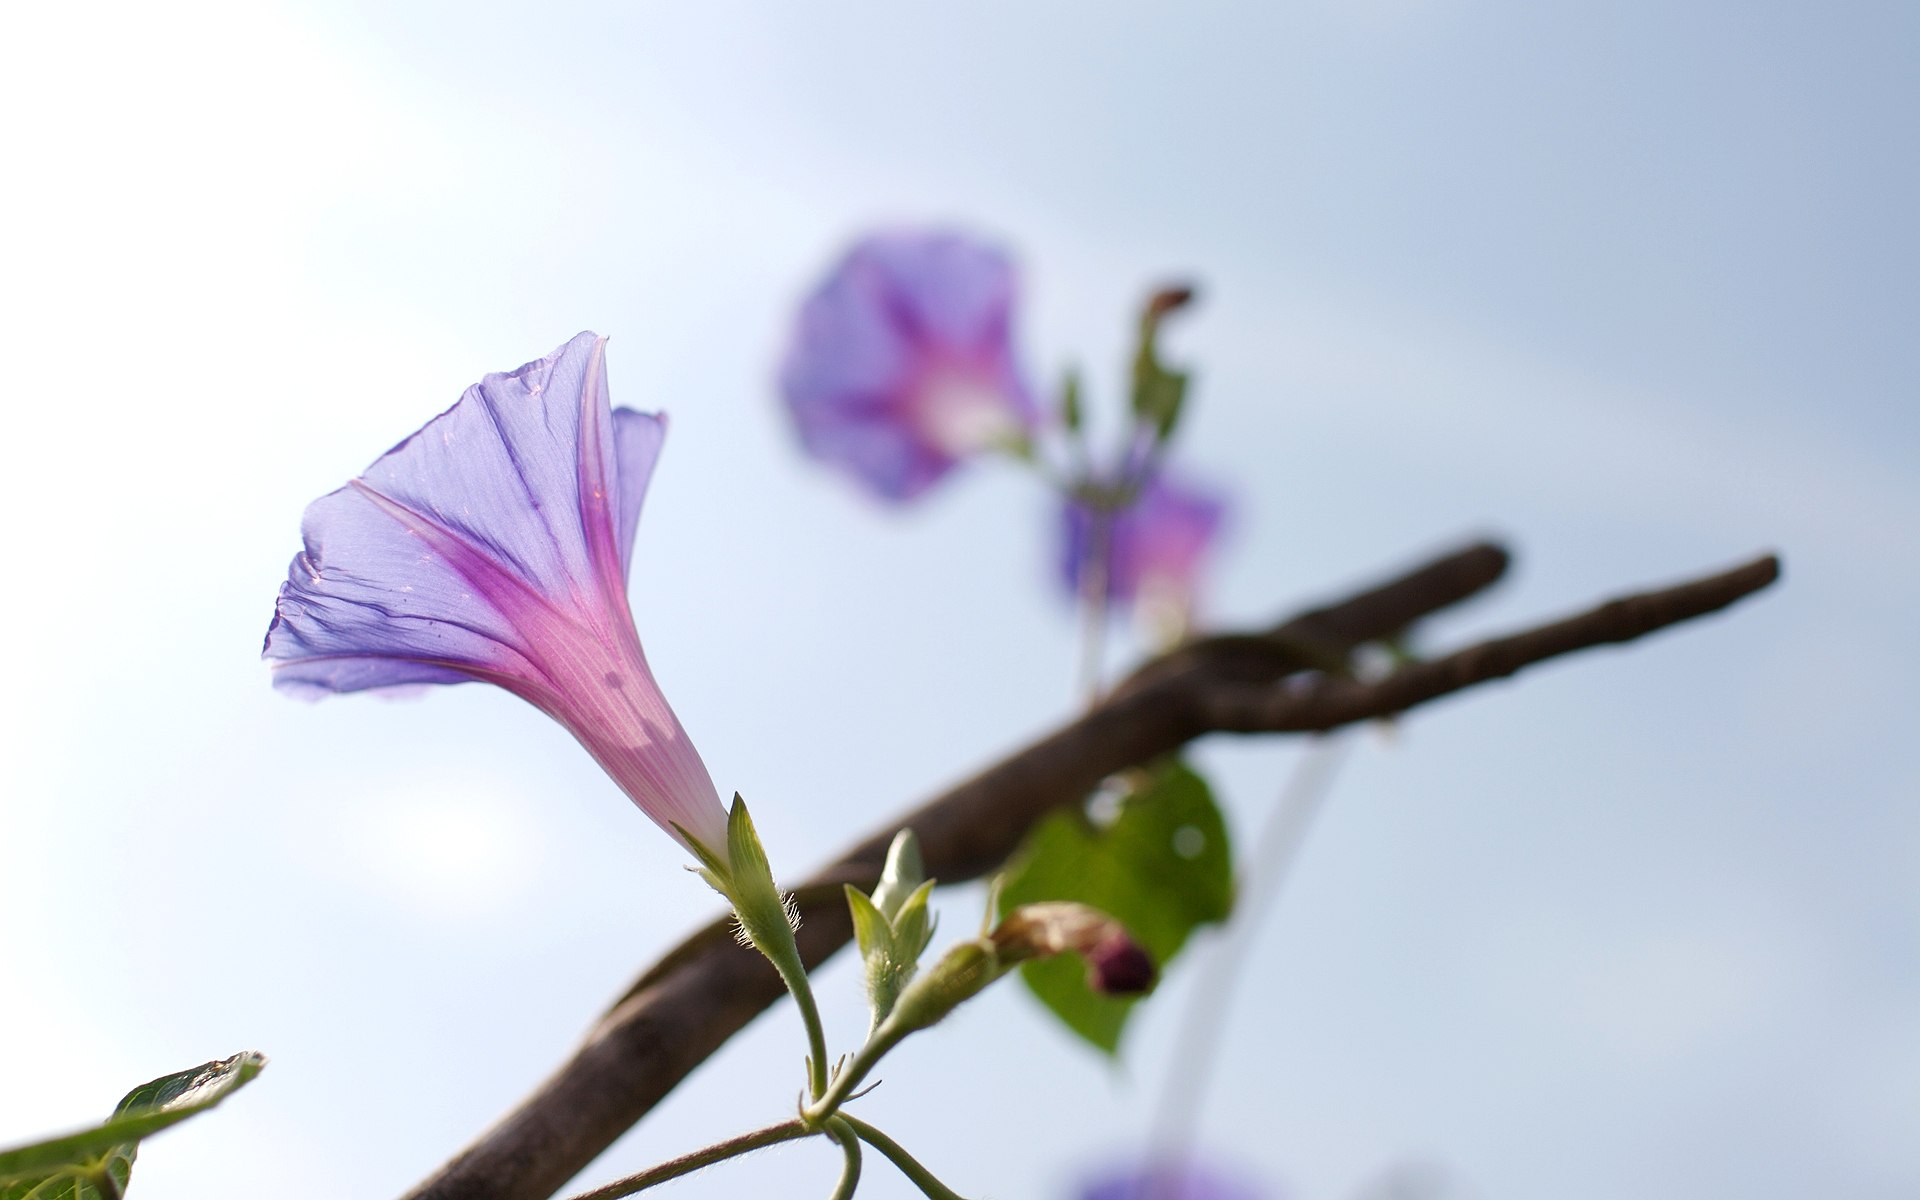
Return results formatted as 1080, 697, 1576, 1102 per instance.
1, 3, 1914, 1198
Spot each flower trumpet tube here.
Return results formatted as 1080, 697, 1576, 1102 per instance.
263, 332, 729, 860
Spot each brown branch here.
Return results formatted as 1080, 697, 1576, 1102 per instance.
399, 542, 1778, 1200
1190, 553, 1784, 733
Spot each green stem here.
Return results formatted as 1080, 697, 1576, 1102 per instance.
92, 1169, 125, 1200
805, 1016, 910, 1126
839, 1115, 968, 1200
824, 1118, 862, 1200
1076, 506, 1114, 704
760, 934, 832, 1100
704, 797, 836, 1102
560, 1119, 812, 1200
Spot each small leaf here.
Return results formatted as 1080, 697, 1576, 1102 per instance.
999, 760, 1232, 1054
0, 1053, 267, 1197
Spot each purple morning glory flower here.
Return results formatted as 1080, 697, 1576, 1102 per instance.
1061, 469, 1230, 630
1081, 1159, 1265, 1200
779, 229, 1039, 502
264, 333, 729, 858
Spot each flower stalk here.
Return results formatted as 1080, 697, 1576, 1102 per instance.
686, 797, 833, 1101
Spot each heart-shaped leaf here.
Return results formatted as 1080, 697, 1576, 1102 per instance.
999, 759, 1233, 1054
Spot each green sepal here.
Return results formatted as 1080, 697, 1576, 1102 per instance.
673, 819, 732, 896
890, 880, 936, 961
846, 837, 941, 1027
717, 796, 797, 962
845, 884, 892, 964
0, 1052, 266, 1198
726, 796, 773, 890
845, 883, 909, 1026
1000, 759, 1233, 1055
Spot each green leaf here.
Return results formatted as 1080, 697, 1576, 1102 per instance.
999, 760, 1233, 1054
0, 1052, 267, 1197
1130, 362, 1188, 443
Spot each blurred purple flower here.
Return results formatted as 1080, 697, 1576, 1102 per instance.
779, 229, 1038, 502
264, 333, 729, 858
1061, 469, 1229, 630
1081, 1159, 1264, 1200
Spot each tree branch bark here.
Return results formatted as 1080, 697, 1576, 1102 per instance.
400, 541, 1779, 1200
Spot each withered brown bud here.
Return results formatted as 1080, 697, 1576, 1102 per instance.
1144, 284, 1198, 322
990, 901, 1157, 996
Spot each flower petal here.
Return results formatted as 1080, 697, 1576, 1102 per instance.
780, 229, 1036, 502
1061, 471, 1230, 612
265, 334, 729, 857
356, 332, 613, 607
264, 479, 548, 696
609, 407, 667, 579
265, 333, 654, 697
851, 231, 1017, 352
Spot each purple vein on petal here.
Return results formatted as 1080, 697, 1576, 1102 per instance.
344, 477, 581, 676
